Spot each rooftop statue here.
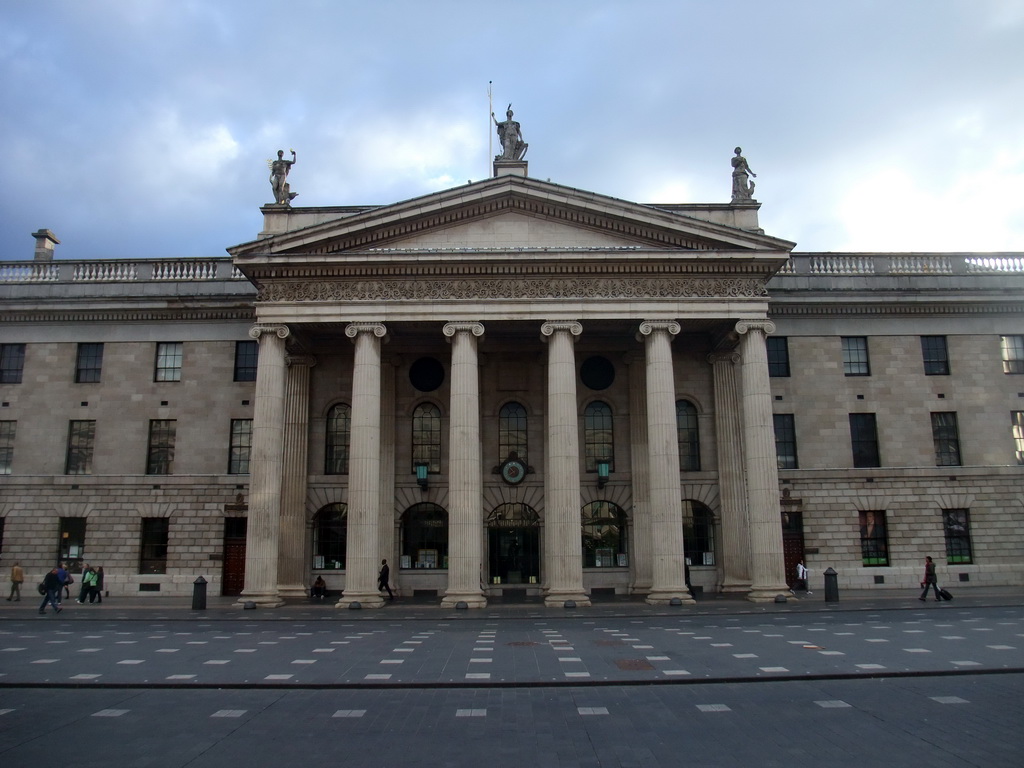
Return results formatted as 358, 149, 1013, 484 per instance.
492, 104, 528, 162
730, 146, 756, 203
268, 149, 298, 205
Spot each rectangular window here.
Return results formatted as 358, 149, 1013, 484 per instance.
841, 337, 870, 376
943, 509, 972, 565
75, 342, 104, 383
766, 336, 790, 378
146, 419, 176, 475
154, 342, 183, 382
234, 340, 258, 382
139, 518, 170, 574
0, 421, 14, 475
931, 412, 962, 466
1013, 411, 1024, 465
1001, 335, 1024, 374
65, 420, 96, 475
228, 419, 253, 474
859, 510, 889, 566
920, 336, 949, 375
0, 344, 26, 384
849, 413, 880, 468
773, 413, 798, 469
58, 517, 87, 567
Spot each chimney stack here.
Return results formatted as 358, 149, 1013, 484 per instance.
31, 229, 60, 261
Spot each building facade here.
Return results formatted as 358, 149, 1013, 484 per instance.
1, 166, 1022, 605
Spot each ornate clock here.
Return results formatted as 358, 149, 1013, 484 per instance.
500, 456, 527, 485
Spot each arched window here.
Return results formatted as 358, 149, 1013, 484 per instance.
312, 503, 347, 570
499, 402, 528, 463
412, 403, 442, 473
581, 501, 628, 567
325, 403, 351, 475
676, 400, 701, 471
682, 500, 715, 566
584, 401, 614, 472
401, 503, 448, 569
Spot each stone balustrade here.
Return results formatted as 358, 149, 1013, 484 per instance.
0, 258, 244, 283
776, 253, 1024, 277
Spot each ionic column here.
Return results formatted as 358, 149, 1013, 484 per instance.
378, 359, 397, 591
540, 321, 590, 607
277, 354, 316, 598
638, 321, 694, 605
338, 322, 387, 609
441, 322, 487, 608
736, 320, 789, 601
625, 352, 652, 594
238, 324, 289, 607
708, 350, 751, 592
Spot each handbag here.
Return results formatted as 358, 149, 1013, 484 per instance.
37, 582, 46, 595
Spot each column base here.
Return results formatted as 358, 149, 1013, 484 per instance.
543, 591, 591, 608
276, 584, 309, 599
440, 591, 488, 609
719, 580, 753, 594
336, 592, 386, 609
235, 593, 284, 608
746, 585, 791, 603
645, 588, 696, 606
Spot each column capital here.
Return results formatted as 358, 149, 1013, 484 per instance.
735, 319, 776, 336
540, 320, 582, 342
707, 350, 741, 366
249, 324, 290, 341
443, 321, 485, 341
344, 322, 388, 342
637, 320, 680, 340
286, 353, 317, 368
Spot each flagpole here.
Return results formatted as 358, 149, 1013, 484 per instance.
488, 81, 493, 178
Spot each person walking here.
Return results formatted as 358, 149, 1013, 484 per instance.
797, 561, 811, 594
76, 563, 91, 603
7, 562, 24, 601
38, 567, 63, 615
80, 567, 98, 604
55, 562, 68, 603
919, 555, 941, 601
378, 559, 394, 601
91, 566, 104, 603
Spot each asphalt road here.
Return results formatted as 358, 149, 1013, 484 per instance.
2, 598, 1022, 766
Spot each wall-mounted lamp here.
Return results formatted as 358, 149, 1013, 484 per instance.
597, 459, 610, 489
414, 461, 429, 491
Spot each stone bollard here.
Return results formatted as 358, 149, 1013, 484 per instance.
191, 576, 208, 610
823, 567, 839, 602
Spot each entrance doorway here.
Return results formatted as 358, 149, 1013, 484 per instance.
486, 503, 540, 586
781, 508, 805, 590
222, 517, 247, 596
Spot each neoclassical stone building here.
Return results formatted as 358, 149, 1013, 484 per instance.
1, 159, 1021, 605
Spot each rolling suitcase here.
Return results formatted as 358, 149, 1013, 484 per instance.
938, 588, 953, 601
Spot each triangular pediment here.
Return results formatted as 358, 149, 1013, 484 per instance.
229, 175, 795, 258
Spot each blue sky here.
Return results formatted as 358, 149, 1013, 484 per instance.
2, 0, 1022, 259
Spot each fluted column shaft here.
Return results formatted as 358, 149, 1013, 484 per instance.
541, 321, 590, 607
639, 321, 693, 605
239, 324, 289, 607
442, 322, 487, 608
338, 323, 387, 609
277, 354, 315, 598
709, 351, 751, 592
626, 353, 652, 594
736, 320, 789, 601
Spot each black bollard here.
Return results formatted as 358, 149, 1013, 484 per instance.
192, 576, 208, 610
823, 567, 839, 602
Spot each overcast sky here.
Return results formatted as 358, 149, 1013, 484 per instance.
2, 0, 1023, 260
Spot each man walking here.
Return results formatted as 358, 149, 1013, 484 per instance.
7, 561, 24, 601
378, 559, 394, 601
38, 567, 63, 615
919, 555, 941, 601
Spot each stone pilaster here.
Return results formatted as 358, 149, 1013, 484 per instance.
736, 320, 789, 601
238, 324, 289, 607
338, 322, 388, 609
441, 322, 487, 608
277, 354, 315, 598
625, 352, 652, 594
638, 321, 694, 605
709, 350, 751, 592
540, 321, 590, 607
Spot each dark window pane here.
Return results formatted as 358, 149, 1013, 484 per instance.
767, 337, 790, 378
228, 419, 252, 474
325, 403, 351, 475
920, 336, 949, 375
65, 420, 96, 475
412, 403, 442, 473
139, 518, 170, 574
773, 413, 798, 469
498, 402, 528, 464
676, 400, 700, 471
584, 401, 614, 472
849, 413, 880, 468
312, 504, 347, 570
841, 337, 870, 376
943, 509, 972, 565
581, 501, 628, 567
234, 340, 258, 382
0, 344, 26, 384
147, 420, 176, 475
931, 412, 961, 466
75, 343, 104, 383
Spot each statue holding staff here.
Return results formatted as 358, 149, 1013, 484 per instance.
268, 149, 298, 205
492, 105, 528, 162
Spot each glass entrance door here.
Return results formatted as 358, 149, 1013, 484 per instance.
488, 527, 539, 585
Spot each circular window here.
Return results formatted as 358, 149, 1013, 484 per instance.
409, 357, 445, 392
580, 356, 615, 391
